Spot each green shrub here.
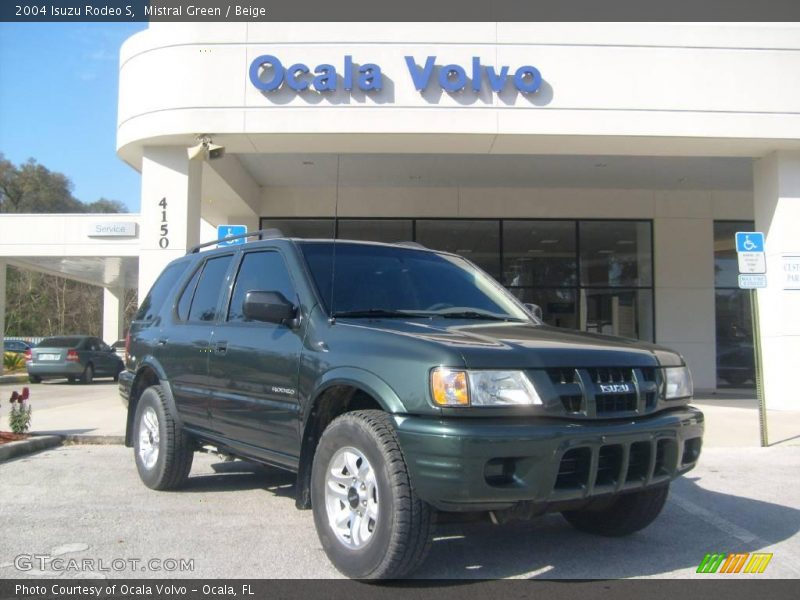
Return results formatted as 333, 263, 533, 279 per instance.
3, 352, 25, 372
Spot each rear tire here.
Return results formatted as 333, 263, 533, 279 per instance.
67, 377, 76, 384
80, 364, 94, 385
562, 484, 669, 537
28, 375, 42, 384
133, 385, 194, 490
311, 410, 434, 579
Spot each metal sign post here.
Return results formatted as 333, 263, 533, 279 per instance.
749, 289, 768, 447
736, 231, 768, 447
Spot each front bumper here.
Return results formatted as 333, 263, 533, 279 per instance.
394, 406, 703, 512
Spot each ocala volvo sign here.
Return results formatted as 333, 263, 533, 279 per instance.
249, 55, 542, 95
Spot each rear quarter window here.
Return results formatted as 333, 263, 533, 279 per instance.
135, 261, 191, 321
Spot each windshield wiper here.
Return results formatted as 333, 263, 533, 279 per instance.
434, 310, 521, 321
332, 309, 431, 319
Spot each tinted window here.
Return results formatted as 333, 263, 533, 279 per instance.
579, 221, 652, 287
415, 220, 501, 279
229, 251, 297, 322
503, 220, 577, 287
39, 337, 83, 348
176, 265, 202, 321
135, 261, 189, 321
188, 255, 234, 322
300, 242, 528, 320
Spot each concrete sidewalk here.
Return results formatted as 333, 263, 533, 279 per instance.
1, 380, 798, 447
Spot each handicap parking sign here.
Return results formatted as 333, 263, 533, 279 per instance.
735, 232, 764, 253
217, 225, 248, 246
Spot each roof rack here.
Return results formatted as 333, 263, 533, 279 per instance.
188, 228, 284, 254
394, 241, 427, 249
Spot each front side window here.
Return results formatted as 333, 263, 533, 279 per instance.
228, 251, 297, 322
187, 255, 234, 322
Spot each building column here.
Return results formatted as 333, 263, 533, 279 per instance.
0, 261, 6, 376
102, 287, 125, 344
138, 146, 202, 300
753, 151, 800, 410
653, 211, 717, 390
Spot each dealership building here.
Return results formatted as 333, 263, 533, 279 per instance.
1, 22, 799, 410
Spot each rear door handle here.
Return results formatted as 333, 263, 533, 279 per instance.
214, 342, 227, 355
157, 338, 168, 346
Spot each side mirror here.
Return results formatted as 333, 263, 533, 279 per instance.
243, 290, 297, 324
523, 302, 543, 321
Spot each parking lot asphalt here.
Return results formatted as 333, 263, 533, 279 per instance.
1, 444, 798, 579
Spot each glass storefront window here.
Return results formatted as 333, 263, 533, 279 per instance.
579, 288, 654, 341
337, 219, 413, 243
258, 217, 655, 342
503, 221, 576, 287
508, 287, 577, 330
262, 219, 335, 239
714, 221, 755, 388
579, 221, 652, 287
714, 220, 752, 288
415, 220, 501, 279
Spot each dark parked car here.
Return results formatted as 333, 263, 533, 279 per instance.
112, 339, 127, 360
4, 339, 33, 354
27, 335, 124, 384
120, 234, 703, 579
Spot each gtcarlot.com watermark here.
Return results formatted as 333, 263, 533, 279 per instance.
14, 554, 194, 573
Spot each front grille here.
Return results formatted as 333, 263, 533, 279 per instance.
544, 366, 662, 417
555, 439, 677, 493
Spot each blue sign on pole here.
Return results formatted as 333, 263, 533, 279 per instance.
217, 225, 248, 247
735, 231, 765, 253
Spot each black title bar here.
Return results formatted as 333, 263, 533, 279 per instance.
2, 0, 800, 22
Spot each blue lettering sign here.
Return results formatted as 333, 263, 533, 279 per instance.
249, 55, 543, 96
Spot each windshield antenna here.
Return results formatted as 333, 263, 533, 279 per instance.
329, 154, 340, 324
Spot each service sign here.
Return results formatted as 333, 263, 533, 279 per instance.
87, 221, 137, 237
782, 255, 800, 290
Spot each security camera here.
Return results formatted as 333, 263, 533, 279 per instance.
207, 143, 225, 160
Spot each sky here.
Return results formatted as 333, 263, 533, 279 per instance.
0, 22, 147, 211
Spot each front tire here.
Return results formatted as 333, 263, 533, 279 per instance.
28, 375, 42, 383
562, 484, 669, 537
133, 385, 193, 490
311, 410, 434, 579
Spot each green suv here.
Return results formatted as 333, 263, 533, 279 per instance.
120, 233, 703, 579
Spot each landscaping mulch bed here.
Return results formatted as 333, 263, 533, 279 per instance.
0, 431, 29, 445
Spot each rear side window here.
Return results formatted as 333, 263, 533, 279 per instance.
188, 255, 234, 322
176, 265, 202, 321
135, 261, 189, 321
228, 251, 296, 322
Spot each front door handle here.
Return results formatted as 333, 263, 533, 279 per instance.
214, 342, 228, 355
157, 338, 168, 346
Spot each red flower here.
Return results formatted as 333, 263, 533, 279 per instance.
9, 391, 19, 404
20, 387, 29, 401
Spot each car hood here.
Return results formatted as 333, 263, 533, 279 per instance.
340, 319, 683, 369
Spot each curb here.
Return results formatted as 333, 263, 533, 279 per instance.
0, 374, 30, 385
63, 434, 125, 445
0, 435, 63, 462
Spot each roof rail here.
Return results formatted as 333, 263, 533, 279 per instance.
188, 228, 284, 254
394, 241, 427, 249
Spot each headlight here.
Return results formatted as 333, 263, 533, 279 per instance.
664, 366, 693, 400
430, 368, 542, 407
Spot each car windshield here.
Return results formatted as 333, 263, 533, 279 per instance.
299, 242, 532, 322
38, 337, 83, 348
